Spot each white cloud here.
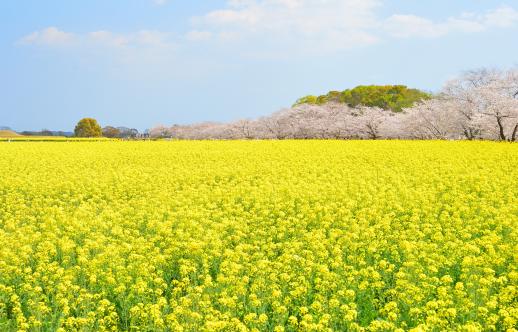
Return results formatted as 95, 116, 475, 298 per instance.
18, 27, 75, 46
20, 28, 171, 49
18, 28, 177, 67
17, 3, 518, 58
190, 0, 382, 51
188, 1, 518, 54
484, 5, 518, 28
385, 5, 518, 39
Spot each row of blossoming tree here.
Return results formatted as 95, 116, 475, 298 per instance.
151, 68, 518, 141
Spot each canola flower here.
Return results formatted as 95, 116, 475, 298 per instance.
0, 140, 517, 331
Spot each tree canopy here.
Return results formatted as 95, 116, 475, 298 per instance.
102, 126, 121, 138
74, 118, 102, 137
294, 85, 431, 112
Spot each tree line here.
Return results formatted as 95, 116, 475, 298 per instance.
150, 68, 518, 142
73, 118, 142, 138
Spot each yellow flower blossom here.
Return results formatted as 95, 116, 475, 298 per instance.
0, 140, 516, 331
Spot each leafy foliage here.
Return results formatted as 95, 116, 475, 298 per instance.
74, 118, 102, 138
103, 126, 140, 139
19, 130, 73, 137
102, 126, 121, 138
295, 85, 431, 112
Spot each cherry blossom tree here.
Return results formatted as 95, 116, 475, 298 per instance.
401, 99, 464, 140
351, 106, 394, 140
149, 125, 171, 138
150, 67, 518, 142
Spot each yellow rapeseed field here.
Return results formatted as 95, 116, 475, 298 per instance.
0, 141, 517, 332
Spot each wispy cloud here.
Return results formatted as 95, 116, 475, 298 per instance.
17, 28, 176, 69
17, 3, 518, 58
190, 0, 382, 52
484, 5, 518, 28
185, 1, 518, 55
19, 28, 172, 48
18, 27, 75, 46
385, 5, 518, 38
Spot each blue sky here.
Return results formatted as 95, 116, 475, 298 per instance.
1, 0, 518, 131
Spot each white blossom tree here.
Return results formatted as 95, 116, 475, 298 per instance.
350, 107, 390, 139
401, 99, 464, 140
149, 125, 171, 138
441, 68, 518, 141
149, 67, 518, 142
475, 84, 518, 141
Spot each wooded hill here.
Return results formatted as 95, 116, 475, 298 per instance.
294, 85, 431, 112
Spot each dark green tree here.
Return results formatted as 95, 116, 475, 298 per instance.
294, 85, 431, 112
294, 95, 318, 105
74, 118, 102, 137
